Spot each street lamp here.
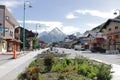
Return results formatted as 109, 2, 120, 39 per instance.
36, 24, 40, 37
23, 0, 32, 50
114, 9, 120, 17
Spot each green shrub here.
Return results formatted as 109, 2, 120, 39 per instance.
75, 56, 89, 64
51, 64, 61, 72
96, 63, 112, 80
78, 63, 88, 76
44, 54, 54, 71
29, 60, 37, 67
58, 73, 66, 80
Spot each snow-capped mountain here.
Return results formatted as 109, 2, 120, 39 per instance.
39, 27, 66, 43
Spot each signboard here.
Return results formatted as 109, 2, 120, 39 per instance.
0, 8, 4, 38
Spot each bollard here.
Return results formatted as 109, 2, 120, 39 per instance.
13, 50, 17, 59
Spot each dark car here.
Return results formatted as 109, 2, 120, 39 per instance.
90, 46, 106, 53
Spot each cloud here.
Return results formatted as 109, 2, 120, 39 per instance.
18, 20, 81, 34
66, 13, 78, 19
75, 9, 116, 19
18, 20, 63, 32
0, 0, 23, 11
62, 26, 80, 34
0, 0, 23, 8
86, 23, 100, 28
18, 20, 63, 29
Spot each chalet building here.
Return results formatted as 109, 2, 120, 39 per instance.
79, 37, 89, 49
100, 18, 120, 50
39, 40, 47, 48
87, 32, 106, 49
0, 5, 21, 53
15, 27, 36, 50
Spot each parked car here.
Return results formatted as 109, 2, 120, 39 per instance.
74, 45, 85, 51
49, 47, 58, 53
90, 46, 106, 53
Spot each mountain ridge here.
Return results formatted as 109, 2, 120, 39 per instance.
39, 27, 66, 43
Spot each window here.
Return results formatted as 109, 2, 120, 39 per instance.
5, 28, 9, 33
115, 26, 118, 29
115, 35, 119, 38
108, 28, 111, 31
15, 29, 19, 33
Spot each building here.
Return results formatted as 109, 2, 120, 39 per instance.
100, 18, 120, 50
87, 31, 106, 49
0, 5, 21, 53
15, 26, 36, 50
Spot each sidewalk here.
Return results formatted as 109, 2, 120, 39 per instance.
0, 48, 48, 80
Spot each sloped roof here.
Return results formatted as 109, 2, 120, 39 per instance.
87, 32, 106, 39
102, 19, 120, 29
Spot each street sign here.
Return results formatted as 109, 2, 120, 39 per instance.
0, 27, 3, 32
0, 27, 3, 38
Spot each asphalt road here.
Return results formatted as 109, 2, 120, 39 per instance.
57, 48, 120, 65
0, 54, 13, 65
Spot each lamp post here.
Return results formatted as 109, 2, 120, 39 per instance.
23, 0, 32, 50
34, 24, 40, 50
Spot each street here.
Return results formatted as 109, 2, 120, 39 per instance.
0, 54, 13, 65
57, 48, 120, 65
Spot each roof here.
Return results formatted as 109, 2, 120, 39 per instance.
3, 37, 22, 43
100, 18, 120, 31
0, 5, 20, 26
91, 23, 105, 32
87, 32, 106, 39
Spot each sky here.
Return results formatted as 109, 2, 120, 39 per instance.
0, 0, 120, 35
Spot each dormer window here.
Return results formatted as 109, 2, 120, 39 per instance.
115, 26, 118, 29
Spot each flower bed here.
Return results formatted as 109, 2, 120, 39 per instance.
18, 51, 112, 80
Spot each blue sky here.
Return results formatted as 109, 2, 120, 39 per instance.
0, 0, 120, 34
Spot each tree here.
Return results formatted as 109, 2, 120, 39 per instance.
33, 37, 39, 49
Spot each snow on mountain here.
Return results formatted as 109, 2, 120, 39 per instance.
39, 27, 66, 43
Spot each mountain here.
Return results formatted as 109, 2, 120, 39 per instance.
39, 31, 48, 37
39, 27, 66, 43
